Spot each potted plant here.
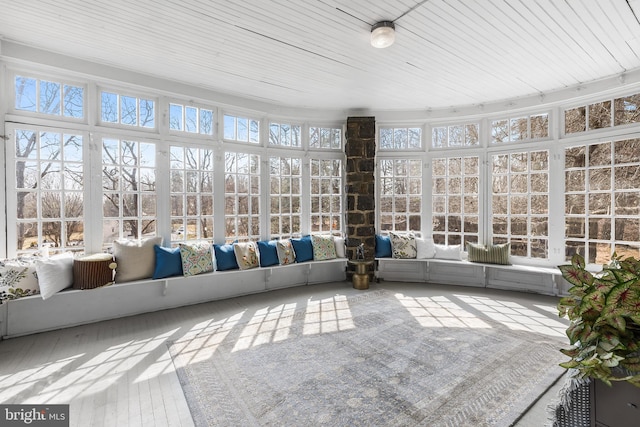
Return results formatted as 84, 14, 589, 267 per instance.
557, 253, 640, 387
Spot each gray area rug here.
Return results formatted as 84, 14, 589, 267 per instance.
168, 289, 566, 426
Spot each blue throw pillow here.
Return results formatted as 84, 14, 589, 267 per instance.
214, 244, 239, 271
152, 245, 183, 279
291, 235, 313, 262
375, 234, 392, 258
257, 240, 279, 267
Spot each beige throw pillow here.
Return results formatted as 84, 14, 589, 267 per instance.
113, 237, 162, 282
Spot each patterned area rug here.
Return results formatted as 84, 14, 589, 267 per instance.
168, 289, 566, 426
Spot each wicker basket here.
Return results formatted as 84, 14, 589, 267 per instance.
73, 253, 115, 289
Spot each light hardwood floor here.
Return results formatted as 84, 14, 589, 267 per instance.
0, 281, 569, 426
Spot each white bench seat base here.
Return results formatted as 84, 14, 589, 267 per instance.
376, 258, 568, 296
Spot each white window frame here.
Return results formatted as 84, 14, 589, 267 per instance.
101, 136, 158, 247
10, 70, 86, 122
5, 124, 89, 256
269, 154, 303, 238
167, 100, 215, 137
98, 86, 157, 130
431, 154, 481, 247
169, 144, 215, 244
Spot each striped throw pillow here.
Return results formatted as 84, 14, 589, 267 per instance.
467, 242, 511, 265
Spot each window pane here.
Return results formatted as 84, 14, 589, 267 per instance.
121, 96, 137, 125
565, 107, 586, 134
200, 109, 213, 135
63, 85, 84, 118
101, 92, 118, 122
140, 99, 155, 128
15, 76, 37, 111
185, 106, 197, 133
39, 81, 61, 115
169, 104, 183, 130
589, 101, 611, 130
614, 94, 640, 126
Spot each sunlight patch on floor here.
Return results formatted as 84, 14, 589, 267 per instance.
0, 354, 82, 403
303, 295, 354, 335
454, 295, 567, 337
175, 312, 244, 365
29, 329, 177, 404
395, 293, 492, 329
232, 303, 297, 352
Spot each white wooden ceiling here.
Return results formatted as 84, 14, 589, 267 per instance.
1, 0, 640, 111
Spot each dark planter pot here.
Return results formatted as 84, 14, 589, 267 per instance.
591, 378, 640, 427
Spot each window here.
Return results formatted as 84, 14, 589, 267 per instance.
614, 93, 640, 126
310, 159, 342, 233
223, 114, 260, 143
101, 91, 155, 128
491, 114, 549, 143
102, 139, 157, 244
379, 127, 422, 150
169, 103, 214, 135
170, 146, 214, 243
491, 151, 549, 258
270, 156, 302, 238
378, 159, 422, 231
15, 76, 83, 118
565, 139, 640, 263
269, 122, 301, 147
309, 126, 342, 149
566, 91, 640, 133
224, 152, 260, 242
10, 129, 85, 254
432, 123, 479, 148
432, 156, 479, 246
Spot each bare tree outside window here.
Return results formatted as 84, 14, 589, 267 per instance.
310, 158, 342, 233
14, 130, 84, 254
170, 146, 214, 243
102, 139, 156, 244
379, 159, 421, 232
225, 152, 260, 242
491, 151, 549, 259
15, 76, 83, 118
432, 156, 479, 246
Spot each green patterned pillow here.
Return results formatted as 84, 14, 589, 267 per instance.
179, 241, 214, 277
389, 232, 417, 259
311, 235, 337, 261
233, 242, 260, 270
467, 242, 511, 265
0, 257, 40, 303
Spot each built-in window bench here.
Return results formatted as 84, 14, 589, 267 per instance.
0, 258, 347, 339
375, 258, 571, 296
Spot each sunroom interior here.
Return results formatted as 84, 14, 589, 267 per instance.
2, 1, 640, 425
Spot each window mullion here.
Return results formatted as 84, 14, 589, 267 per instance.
84, 131, 103, 253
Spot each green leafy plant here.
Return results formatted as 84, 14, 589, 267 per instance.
558, 253, 640, 387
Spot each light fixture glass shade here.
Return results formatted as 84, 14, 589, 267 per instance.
371, 21, 395, 48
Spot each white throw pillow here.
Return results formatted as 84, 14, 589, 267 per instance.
334, 237, 346, 258
416, 237, 436, 259
113, 237, 163, 282
36, 252, 74, 300
434, 244, 462, 260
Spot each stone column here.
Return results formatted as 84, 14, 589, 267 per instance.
345, 117, 376, 279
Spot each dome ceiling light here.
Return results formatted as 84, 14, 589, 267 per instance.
370, 21, 395, 48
